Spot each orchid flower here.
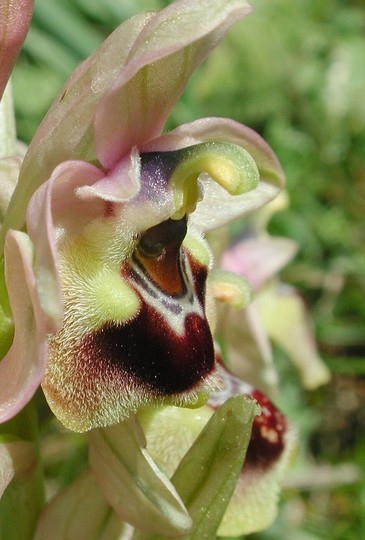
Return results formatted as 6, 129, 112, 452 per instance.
219, 194, 331, 394
0, 1, 305, 538
0, 0, 285, 432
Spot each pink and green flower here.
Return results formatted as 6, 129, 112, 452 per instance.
0, 0, 284, 432
0, 1, 299, 537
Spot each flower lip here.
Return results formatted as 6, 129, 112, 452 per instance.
43, 250, 216, 431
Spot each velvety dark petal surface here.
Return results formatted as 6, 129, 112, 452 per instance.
83, 303, 214, 396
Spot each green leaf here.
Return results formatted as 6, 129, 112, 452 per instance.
173, 395, 257, 540
134, 395, 258, 540
88, 415, 192, 537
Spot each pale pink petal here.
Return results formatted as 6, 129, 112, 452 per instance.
76, 148, 140, 203
26, 179, 61, 334
26, 161, 105, 332
257, 285, 331, 389
0, 231, 47, 422
0, 441, 36, 498
221, 236, 298, 290
0, 1, 33, 99
144, 117, 285, 231
95, 0, 252, 168
0, 1, 252, 240
44, 161, 105, 221
0, 13, 150, 242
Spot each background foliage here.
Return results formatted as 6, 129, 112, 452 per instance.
11, 0, 365, 538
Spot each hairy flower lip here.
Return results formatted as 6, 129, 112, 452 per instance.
40, 157, 219, 430
43, 303, 216, 432
21, 119, 283, 431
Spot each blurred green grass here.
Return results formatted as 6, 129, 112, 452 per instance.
11, 0, 365, 538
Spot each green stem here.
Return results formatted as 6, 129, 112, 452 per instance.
0, 398, 45, 540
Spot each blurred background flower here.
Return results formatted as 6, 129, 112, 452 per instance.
6, 0, 365, 538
